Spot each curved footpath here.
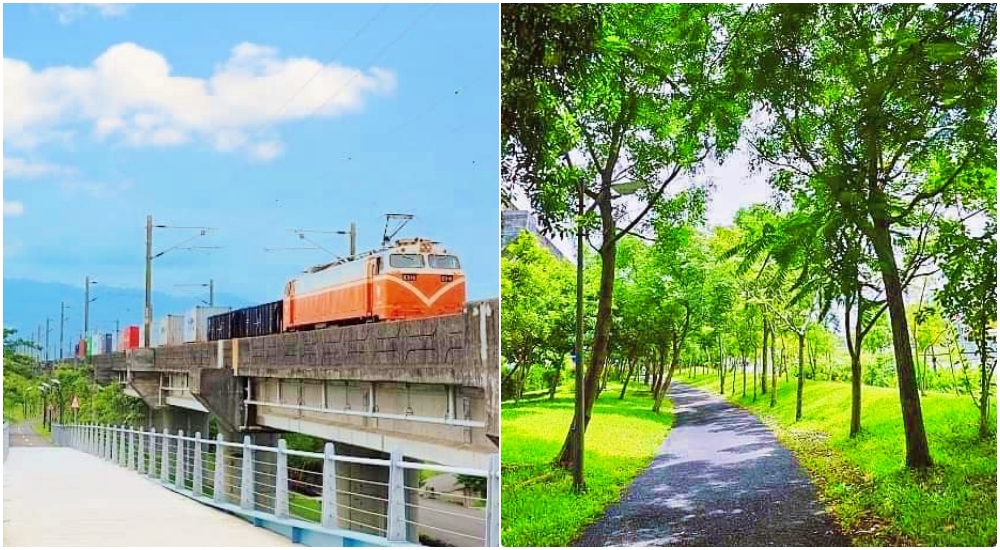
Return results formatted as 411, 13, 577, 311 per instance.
576, 383, 849, 547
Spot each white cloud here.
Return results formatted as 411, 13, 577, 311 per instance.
4, 42, 396, 161
3, 156, 75, 179
59, 180, 131, 199
4, 201, 25, 217
249, 140, 284, 162
50, 3, 133, 24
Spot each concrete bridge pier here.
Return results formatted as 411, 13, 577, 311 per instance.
331, 442, 420, 543
147, 407, 211, 439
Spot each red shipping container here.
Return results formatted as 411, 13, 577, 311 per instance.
76, 339, 87, 358
123, 326, 140, 349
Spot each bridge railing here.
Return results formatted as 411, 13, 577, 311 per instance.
52, 423, 499, 547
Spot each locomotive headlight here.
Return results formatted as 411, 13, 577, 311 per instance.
441, 275, 454, 282
403, 273, 417, 282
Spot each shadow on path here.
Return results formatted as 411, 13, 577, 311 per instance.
575, 383, 849, 547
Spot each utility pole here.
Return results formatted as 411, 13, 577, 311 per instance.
45, 318, 51, 362
59, 302, 69, 361
145, 215, 219, 348
145, 215, 153, 348
349, 222, 357, 259
574, 178, 585, 492
209, 279, 214, 307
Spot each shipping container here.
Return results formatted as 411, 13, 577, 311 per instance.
155, 315, 185, 347
208, 300, 282, 341
184, 306, 231, 342
122, 326, 140, 350
89, 334, 100, 357
103, 333, 113, 354
77, 339, 87, 358
207, 311, 231, 341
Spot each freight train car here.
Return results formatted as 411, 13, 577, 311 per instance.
208, 300, 283, 341
283, 237, 465, 331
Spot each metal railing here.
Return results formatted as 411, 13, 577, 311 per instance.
51, 423, 499, 547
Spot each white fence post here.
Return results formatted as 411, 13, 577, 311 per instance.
128, 429, 136, 470
321, 442, 338, 529
148, 428, 158, 478
275, 439, 289, 519
214, 433, 226, 504
110, 426, 118, 463
486, 453, 500, 547
119, 426, 127, 467
193, 431, 203, 497
387, 448, 407, 542
160, 430, 170, 484
137, 427, 145, 474
240, 435, 253, 510
176, 430, 186, 491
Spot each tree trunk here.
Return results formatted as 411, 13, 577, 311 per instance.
978, 330, 993, 439
868, 220, 933, 469
795, 332, 805, 421
761, 320, 769, 395
619, 357, 636, 400
770, 325, 777, 407
653, 343, 680, 414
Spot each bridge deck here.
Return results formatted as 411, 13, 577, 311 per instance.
3, 447, 294, 546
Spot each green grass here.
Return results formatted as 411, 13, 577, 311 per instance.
501, 381, 674, 546
679, 371, 997, 546
289, 492, 322, 522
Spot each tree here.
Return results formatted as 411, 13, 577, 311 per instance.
732, 3, 997, 468
935, 213, 997, 438
500, 232, 575, 400
504, 3, 749, 468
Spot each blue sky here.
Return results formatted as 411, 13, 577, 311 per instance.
3, 3, 500, 317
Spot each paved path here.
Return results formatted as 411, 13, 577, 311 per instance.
3, 447, 294, 546
576, 383, 849, 547
7, 422, 51, 448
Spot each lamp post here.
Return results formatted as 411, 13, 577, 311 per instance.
84, 276, 98, 339
40, 383, 50, 430
573, 178, 585, 492
50, 379, 63, 425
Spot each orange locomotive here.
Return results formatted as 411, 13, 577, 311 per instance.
283, 237, 466, 330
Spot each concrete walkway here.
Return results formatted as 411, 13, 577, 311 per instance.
7, 421, 51, 448
3, 446, 294, 546
576, 383, 849, 547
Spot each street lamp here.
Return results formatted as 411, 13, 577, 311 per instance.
50, 379, 63, 425
84, 276, 98, 339
572, 179, 644, 492
39, 383, 50, 429
145, 216, 220, 347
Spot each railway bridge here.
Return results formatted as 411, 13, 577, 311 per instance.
22, 299, 500, 546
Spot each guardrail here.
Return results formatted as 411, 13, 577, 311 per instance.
3, 422, 9, 462
52, 424, 499, 547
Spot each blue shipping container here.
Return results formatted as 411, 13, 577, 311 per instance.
103, 333, 113, 354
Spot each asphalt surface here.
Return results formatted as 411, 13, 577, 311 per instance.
576, 383, 849, 547
7, 421, 51, 447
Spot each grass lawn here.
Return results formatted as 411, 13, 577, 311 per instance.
501, 381, 674, 546
679, 371, 997, 546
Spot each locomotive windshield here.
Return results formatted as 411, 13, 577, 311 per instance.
429, 254, 460, 269
390, 254, 425, 268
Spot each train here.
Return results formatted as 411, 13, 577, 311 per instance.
206, 237, 466, 340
